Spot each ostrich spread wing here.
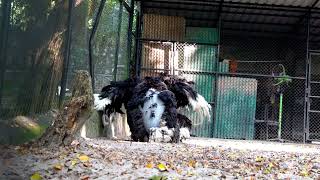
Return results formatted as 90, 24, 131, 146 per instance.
95, 78, 139, 116
162, 75, 212, 119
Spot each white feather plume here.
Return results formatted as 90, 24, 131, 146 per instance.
187, 93, 212, 120
93, 93, 111, 111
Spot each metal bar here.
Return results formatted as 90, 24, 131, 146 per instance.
223, 28, 310, 36
59, 0, 75, 107
311, 81, 320, 84
188, 17, 320, 28
127, 0, 135, 78
136, 6, 143, 78
309, 49, 320, 53
291, 0, 320, 33
311, 0, 320, 9
172, 42, 176, 76
0, 0, 11, 111
141, 67, 171, 71
138, 38, 219, 46
219, 0, 320, 11
139, 0, 320, 12
121, 0, 134, 13
143, 5, 216, 13
134, 11, 141, 78
139, 0, 219, 7
309, 110, 320, 113
89, 0, 107, 90
141, 0, 320, 15
304, 11, 311, 143
237, 61, 283, 63
176, 69, 307, 80
113, 1, 124, 81
212, 16, 222, 138
216, 0, 224, 23
143, 5, 304, 18
310, 96, 320, 98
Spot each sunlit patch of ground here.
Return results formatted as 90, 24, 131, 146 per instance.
1, 137, 320, 179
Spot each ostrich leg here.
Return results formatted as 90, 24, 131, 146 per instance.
158, 90, 180, 143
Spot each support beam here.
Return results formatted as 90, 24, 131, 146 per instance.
127, 0, 135, 78
0, 0, 11, 111
216, 0, 224, 23
143, 5, 304, 18
121, 0, 134, 13
291, 0, 320, 31
304, 11, 311, 143
59, 0, 75, 107
134, 11, 141, 78
138, 0, 320, 12
88, 0, 107, 90
113, 1, 124, 81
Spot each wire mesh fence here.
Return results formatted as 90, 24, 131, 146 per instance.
1, 0, 319, 144
308, 53, 320, 141
138, 20, 311, 142
0, 0, 71, 119
0, 0, 136, 144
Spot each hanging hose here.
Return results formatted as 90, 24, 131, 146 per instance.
271, 64, 291, 141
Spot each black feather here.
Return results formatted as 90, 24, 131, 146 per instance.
98, 74, 202, 143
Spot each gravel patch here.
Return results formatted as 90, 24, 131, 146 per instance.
1, 137, 320, 179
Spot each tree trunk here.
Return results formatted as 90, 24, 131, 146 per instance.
32, 70, 93, 148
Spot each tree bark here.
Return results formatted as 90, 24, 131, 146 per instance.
32, 70, 93, 148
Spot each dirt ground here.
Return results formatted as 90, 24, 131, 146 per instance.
1, 138, 320, 180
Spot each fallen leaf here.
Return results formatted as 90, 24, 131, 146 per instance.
188, 160, 197, 168
187, 170, 194, 177
176, 168, 183, 175
149, 175, 168, 180
71, 140, 80, 146
268, 162, 274, 168
263, 168, 271, 174
30, 172, 42, 180
53, 164, 63, 171
300, 169, 309, 177
83, 162, 92, 167
71, 159, 77, 167
80, 175, 90, 180
79, 155, 90, 162
157, 163, 167, 172
255, 156, 264, 162
146, 163, 153, 168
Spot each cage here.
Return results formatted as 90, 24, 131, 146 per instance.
1, 0, 320, 144
134, 0, 320, 143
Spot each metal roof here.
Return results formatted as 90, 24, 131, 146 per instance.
139, 0, 320, 45
223, 0, 320, 8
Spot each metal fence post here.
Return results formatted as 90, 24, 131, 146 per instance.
89, 0, 107, 91
212, 16, 222, 138
59, 0, 75, 107
113, 1, 124, 81
127, 0, 135, 78
135, 10, 142, 78
304, 10, 311, 143
0, 0, 12, 112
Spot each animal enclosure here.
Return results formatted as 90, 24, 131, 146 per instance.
134, 0, 320, 143
1, 0, 320, 144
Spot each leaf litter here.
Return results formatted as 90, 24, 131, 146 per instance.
0, 137, 319, 179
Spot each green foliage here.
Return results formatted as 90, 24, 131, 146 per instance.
274, 75, 292, 86
11, 0, 56, 31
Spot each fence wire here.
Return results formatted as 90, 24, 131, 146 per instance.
0, 0, 135, 144
139, 23, 312, 142
0, 0, 70, 119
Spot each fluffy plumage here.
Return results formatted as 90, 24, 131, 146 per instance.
96, 74, 211, 143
